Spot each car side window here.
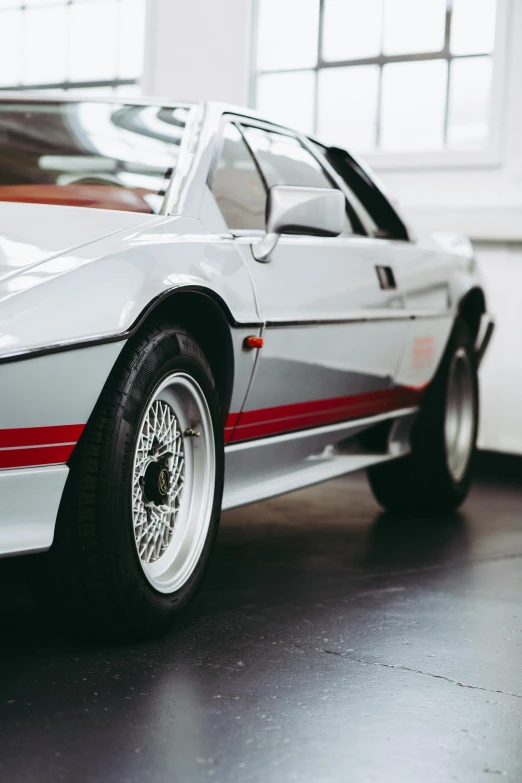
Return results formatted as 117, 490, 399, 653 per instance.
320, 145, 410, 241
209, 123, 267, 231
241, 127, 355, 235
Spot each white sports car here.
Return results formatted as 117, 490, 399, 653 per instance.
0, 96, 493, 638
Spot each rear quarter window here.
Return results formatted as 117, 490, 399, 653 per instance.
320, 145, 410, 241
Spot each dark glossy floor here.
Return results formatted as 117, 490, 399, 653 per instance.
1, 454, 522, 783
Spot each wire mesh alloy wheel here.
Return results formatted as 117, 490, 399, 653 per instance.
444, 347, 476, 483
131, 372, 215, 594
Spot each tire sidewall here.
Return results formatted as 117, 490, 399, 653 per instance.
104, 326, 224, 626
413, 318, 479, 505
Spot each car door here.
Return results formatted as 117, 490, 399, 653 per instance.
210, 118, 412, 444
322, 144, 455, 392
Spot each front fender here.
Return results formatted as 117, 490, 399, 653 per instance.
0, 215, 259, 360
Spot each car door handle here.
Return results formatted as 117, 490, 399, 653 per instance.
375, 265, 397, 290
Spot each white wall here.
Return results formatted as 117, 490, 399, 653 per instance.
475, 243, 522, 455
142, 0, 254, 105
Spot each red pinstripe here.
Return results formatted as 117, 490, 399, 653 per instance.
0, 444, 77, 470
0, 424, 85, 469
225, 386, 425, 444
0, 424, 85, 449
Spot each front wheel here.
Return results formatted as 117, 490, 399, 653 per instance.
367, 318, 479, 514
38, 321, 224, 640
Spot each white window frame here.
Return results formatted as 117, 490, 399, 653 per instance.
251, 0, 511, 172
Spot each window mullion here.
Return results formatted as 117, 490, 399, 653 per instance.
314, 0, 326, 134
375, 65, 383, 149
376, 0, 385, 149
442, 1, 453, 146
20, 3, 27, 88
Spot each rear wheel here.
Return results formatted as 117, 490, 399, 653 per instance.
367, 318, 478, 514
37, 321, 224, 640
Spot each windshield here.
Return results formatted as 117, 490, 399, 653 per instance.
0, 101, 189, 214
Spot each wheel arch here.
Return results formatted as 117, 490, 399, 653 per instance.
135, 286, 236, 422
457, 287, 486, 343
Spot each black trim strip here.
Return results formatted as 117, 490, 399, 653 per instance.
265, 313, 450, 328
266, 318, 398, 328
0, 279, 454, 365
0, 286, 262, 366
0, 331, 129, 366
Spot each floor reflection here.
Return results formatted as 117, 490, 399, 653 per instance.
364, 510, 470, 569
0, 471, 522, 783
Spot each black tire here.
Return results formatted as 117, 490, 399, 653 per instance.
35, 321, 224, 641
367, 318, 478, 514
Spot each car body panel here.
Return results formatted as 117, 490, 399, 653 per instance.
0, 466, 68, 556
0, 97, 491, 556
0, 343, 123, 432
0, 202, 156, 285
223, 407, 417, 511
0, 212, 260, 356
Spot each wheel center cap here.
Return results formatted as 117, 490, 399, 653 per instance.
144, 461, 170, 505
158, 468, 169, 497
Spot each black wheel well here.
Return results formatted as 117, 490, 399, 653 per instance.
140, 290, 235, 422
458, 287, 486, 343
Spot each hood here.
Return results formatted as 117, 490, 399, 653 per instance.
0, 201, 157, 284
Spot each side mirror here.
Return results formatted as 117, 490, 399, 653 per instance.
252, 185, 345, 263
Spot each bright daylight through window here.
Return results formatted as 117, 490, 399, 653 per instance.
0, 0, 146, 95
254, 0, 498, 154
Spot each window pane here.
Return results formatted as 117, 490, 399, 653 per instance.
23, 5, 67, 85
114, 84, 142, 98
380, 60, 448, 150
314, 142, 378, 233
382, 0, 446, 55
243, 128, 333, 188
245, 128, 332, 188
323, 146, 409, 239
210, 124, 266, 231
0, 10, 22, 86
322, 0, 382, 61
243, 128, 354, 233
0, 0, 146, 91
70, 0, 119, 81
447, 56, 492, 149
256, 71, 315, 133
257, 0, 319, 70
118, 0, 146, 79
450, 0, 497, 55
317, 65, 379, 151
